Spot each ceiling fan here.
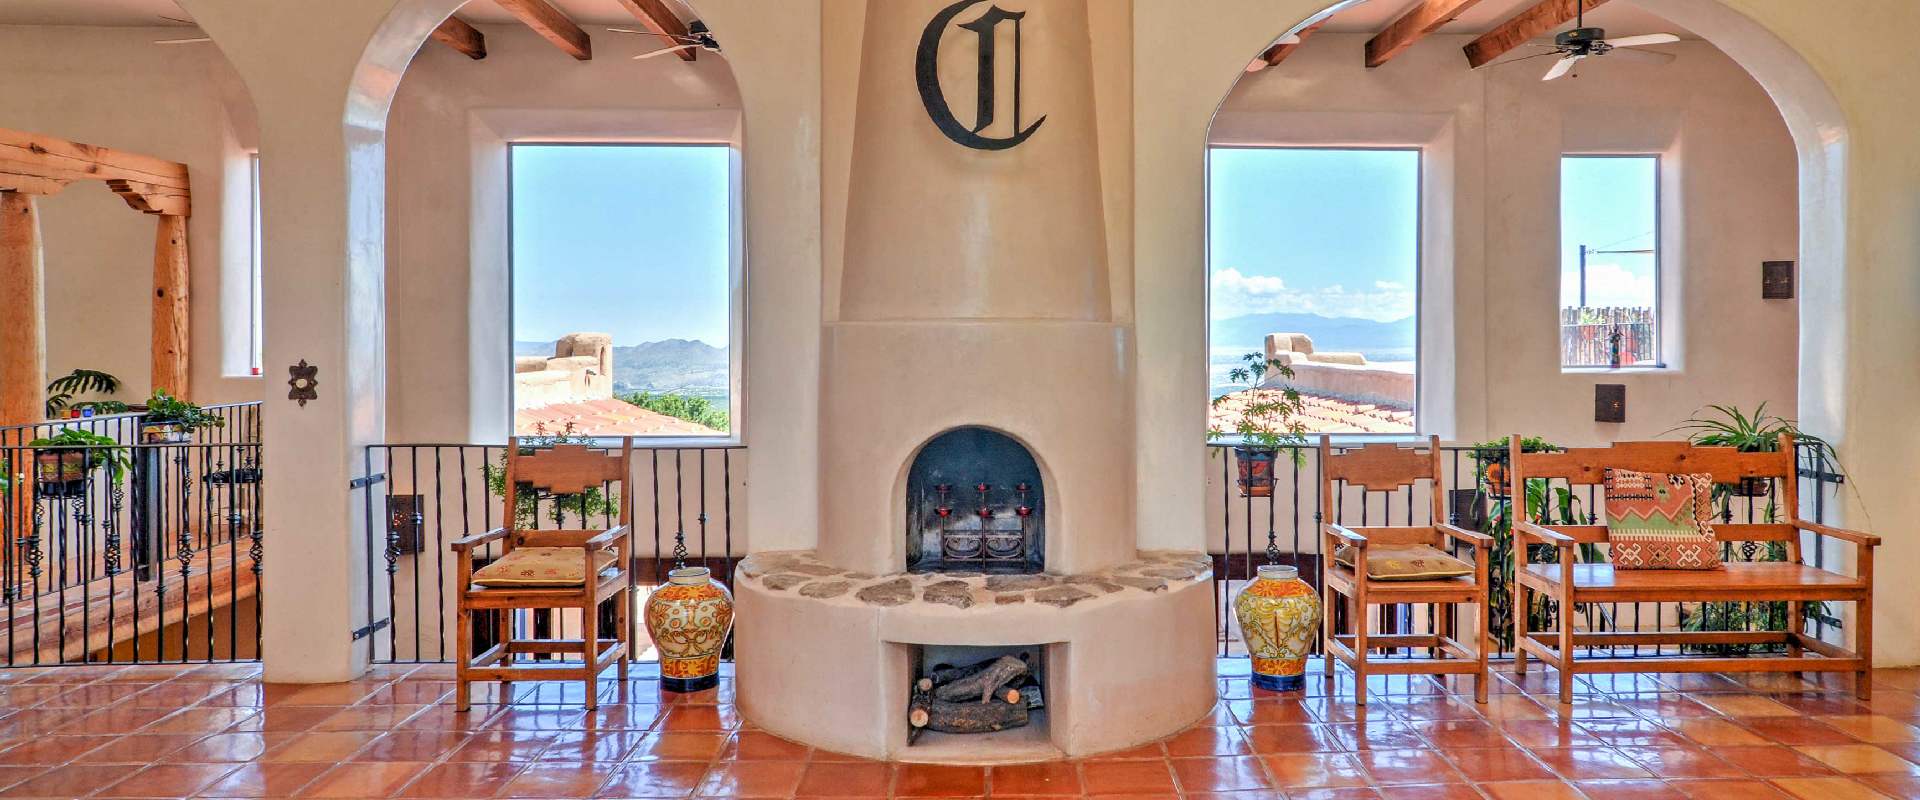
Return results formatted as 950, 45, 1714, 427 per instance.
607, 20, 721, 60
153, 14, 211, 45
1530, 4, 1679, 81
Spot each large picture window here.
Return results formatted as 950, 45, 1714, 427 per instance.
509, 143, 734, 437
1207, 147, 1419, 435
1560, 155, 1660, 369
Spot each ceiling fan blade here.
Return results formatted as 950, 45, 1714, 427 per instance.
154, 37, 213, 45
632, 44, 698, 60
1542, 54, 1581, 81
1605, 33, 1680, 48
1608, 47, 1675, 65
607, 27, 697, 41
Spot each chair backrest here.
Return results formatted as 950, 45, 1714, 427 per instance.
1319, 435, 1446, 528
1508, 434, 1800, 550
502, 437, 635, 532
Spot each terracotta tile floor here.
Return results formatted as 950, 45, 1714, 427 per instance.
0, 660, 1917, 798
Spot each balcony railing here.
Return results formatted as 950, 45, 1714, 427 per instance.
0, 402, 262, 666
1561, 306, 1656, 367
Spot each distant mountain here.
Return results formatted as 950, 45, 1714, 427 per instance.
515, 338, 729, 397
1211, 313, 1415, 357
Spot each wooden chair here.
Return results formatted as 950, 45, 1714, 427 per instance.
1508, 435, 1878, 705
450, 437, 634, 711
1321, 436, 1494, 704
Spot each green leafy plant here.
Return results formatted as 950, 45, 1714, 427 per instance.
45, 369, 122, 417
1207, 352, 1309, 455
1668, 402, 1826, 452
29, 428, 132, 485
1469, 436, 1599, 649
483, 422, 617, 528
141, 389, 226, 430
620, 391, 730, 432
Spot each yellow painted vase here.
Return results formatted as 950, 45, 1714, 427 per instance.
644, 566, 735, 692
1233, 564, 1321, 691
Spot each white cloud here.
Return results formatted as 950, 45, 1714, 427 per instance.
1211, 267, 1415, 321
1564, 262, 1657, 308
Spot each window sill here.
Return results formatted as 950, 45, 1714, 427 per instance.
1561, 365, 1672, 375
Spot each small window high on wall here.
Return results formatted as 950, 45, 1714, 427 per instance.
1561, 155, 1660, 369
1207, 147, 1419, 435
509, 143, 734, 437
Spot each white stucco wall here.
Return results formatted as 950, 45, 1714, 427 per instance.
1212, 33, 1800, 445
0, 25, 262, 405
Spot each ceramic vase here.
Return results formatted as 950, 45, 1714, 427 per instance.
1233, 564, 1321, 691
644, 566, 735, 692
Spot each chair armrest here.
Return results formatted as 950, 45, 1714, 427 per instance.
1324, 523, 1368, 548
582, 525, 631, 551
1436, 522, 1493, 548
1513, 520, 1576, 548
1794, 520, 1880, 547
450, 527, 507, 553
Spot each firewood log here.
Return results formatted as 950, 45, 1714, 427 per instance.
933, 655, 1028, 703
923, 696, 1030, 734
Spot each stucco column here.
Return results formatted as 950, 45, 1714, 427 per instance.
179, 0, 420, 682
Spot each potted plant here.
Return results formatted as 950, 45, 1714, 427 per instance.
28, 429, 131, 497
1668, 403, 1823, 497
1208, 352, 1308, 498
44, 369, 125, 418
139, 389, 225, 444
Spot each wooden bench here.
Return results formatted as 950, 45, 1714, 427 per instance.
1321, 436, 1494, 704
1507, 435, 1877, 705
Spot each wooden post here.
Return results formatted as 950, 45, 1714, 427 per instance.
0, 191, 46, 429
152, 214, 190, 398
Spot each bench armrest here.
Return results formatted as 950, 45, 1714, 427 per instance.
1436, 522, 1493, 548
1324, 523, 1368, 549
1794, 520, 1880, 547
582, 525, 631, 551
1513, 519, 1576, 548
450, 527, 507, 553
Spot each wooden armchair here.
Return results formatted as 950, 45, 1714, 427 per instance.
450, 437, 634, 711
1508, 435, 1878, 705
1321, 436, 1494, 704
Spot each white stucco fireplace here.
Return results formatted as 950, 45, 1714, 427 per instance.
731, 0, 1215, 761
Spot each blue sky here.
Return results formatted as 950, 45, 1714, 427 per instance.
1560, 155, 1658, 309
1207, 147, 1420, 323
511, 144, 731, 347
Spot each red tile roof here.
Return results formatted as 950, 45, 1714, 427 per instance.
1210, 388, 1415, 435
515, 397, 723, 437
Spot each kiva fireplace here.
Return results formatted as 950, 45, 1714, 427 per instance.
906, 428, 1045, 574
730, 0, 1216, 762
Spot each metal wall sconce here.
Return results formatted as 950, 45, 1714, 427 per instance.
1595, 384, 1626, 423
1762, 260, 1795, 299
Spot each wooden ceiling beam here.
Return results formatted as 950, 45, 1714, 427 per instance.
1464, 0, 1609, 68
431, 16, 487, 60
1366, 0, 1486, 68
613, 0, 697, 61
495, 0, 591, 60
1257, 20, 1327, 69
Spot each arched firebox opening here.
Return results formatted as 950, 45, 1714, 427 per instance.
905, 426, 1046, 574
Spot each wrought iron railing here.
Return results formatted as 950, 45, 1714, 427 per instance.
0, 401, 263, 666
357, 442, 744, 664
1207, 439, 1848, 660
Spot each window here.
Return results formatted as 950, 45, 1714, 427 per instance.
508, 143, 734, 437
249, 153, 262, 376
1207, 147, 1419, 435
1560, 155, 1659, 369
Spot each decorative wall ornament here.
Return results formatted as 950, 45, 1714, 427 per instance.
916, 0, 1045, 150
1762, 260, 1796, 299
1595, 383, 1626, 423
287, 360, 319, 407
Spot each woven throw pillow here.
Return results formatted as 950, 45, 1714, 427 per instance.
1603, 469, 1721, 570
472, 546, 618, 587
1333, 544, 1475, 581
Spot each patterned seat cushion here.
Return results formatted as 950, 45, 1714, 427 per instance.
472, 546, 619, 587
1603, 469, 1721, 570
1333, 544, 1475, 581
